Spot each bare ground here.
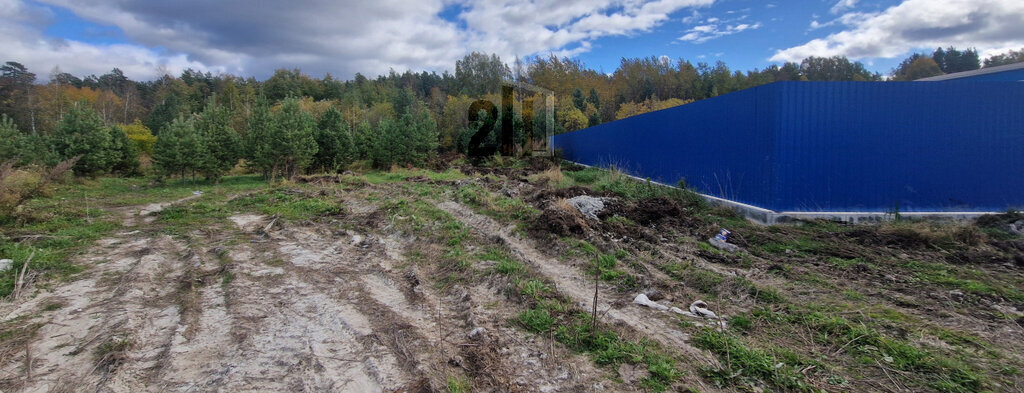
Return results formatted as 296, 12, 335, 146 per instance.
2, 166, 1022, 392
0, 184, 609, 392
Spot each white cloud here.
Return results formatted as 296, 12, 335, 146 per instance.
1, 0, 716, 80
459, 0, 714, 61
0, 0, 218, 80
679, 21, 762, 43
678, 7, 761, 43
772, 0, 1024, 63
829, 0, 858, 15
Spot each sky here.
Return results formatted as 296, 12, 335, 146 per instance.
2, 0, 1023, 82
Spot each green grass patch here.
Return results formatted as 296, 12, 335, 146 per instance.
455, 183, 540, 223
661, 261, 725, 295
519, 279, 551, 300
826, 257, 865, 268
562, 166, 706, 208
446, 376, 471, 393
694, 329, 816, 391
227, 187, 341, 221
514, 273, 681, 391
1, 212, 117, 297
907, 261, 1024, 302
752, 307, 985, 392
757, 236, 825, 256
518, 307, 555, 332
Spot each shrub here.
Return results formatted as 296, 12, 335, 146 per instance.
0, 158, 78, 218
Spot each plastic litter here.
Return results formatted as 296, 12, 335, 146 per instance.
1009, 220, 1024, 235
633, 293, 727, 327
192, 190, 203, 195
688, 300, 718, 319
709, 228, 740, 252
0, 259, 12, 272
632, 293, 669, 311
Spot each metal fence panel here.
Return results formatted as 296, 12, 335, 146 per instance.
553, 81, 1024, 212
553, 85, 776, 208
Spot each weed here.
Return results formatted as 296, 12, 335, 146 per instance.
842, 289, 866, 300
729, 314, 753, 332
519, 279, 550, 300
694, 329, 813, 391
94, 335, 132, 372
765, 308, 987, 391
688, 269, 724, 294
826, 257, 864, 268
757, 237, 824, 256
221, 270, 235, 286
446, 376, 471, 393
518, 307, 554, 332
738, 278, 786, 304
495, 259, 525, 275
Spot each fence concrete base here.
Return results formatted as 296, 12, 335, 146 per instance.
568, 161, 998, 225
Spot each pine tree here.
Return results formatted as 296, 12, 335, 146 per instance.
145, 92, 183, 135
196, 96, 241, 180
394, 113, 415, 164
271, 97, 318, 179
52, 105, 114, 176
152, 117, 187, 181
108, 125, 140, 175
312, 107, 350, 173
0, 115, 51, 166
353, 121, 373, 160
0, 115, 21, 163
393, 88, 414, 117
572, 88, 585, 111
245, 95, 275, 178
153, 116, 206, 183
410, 110, 438, 166
370, 117, 396, 169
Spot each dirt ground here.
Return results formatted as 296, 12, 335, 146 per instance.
1, 163, 1022, 392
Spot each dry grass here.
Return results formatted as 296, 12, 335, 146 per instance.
0, 157, 78, 217
533, 166, 564, 185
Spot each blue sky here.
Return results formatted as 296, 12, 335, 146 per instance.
3, 0, 1023, 81
573, 0, 903, 73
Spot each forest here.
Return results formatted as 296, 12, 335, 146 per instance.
1, 47, 1022, 185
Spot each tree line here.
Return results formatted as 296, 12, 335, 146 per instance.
1, 46, 1021, 180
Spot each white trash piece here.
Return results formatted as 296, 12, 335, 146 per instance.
632, 293, 669, 311
688, 300, 719, 319
0, 259, 12, 272
1009, 219, 1024, 235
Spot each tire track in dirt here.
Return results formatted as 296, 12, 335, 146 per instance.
161, 217, 417, 392
437, 201, 724, 382
2, 195, 619, 392
1, 233, 191, 392
255, 214, 578, 391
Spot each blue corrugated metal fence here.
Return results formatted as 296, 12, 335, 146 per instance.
553, 81, 1024, 212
